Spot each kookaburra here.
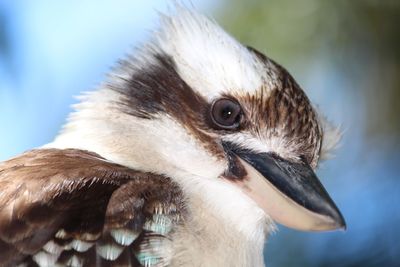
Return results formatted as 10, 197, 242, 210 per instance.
0, 7, 345, 267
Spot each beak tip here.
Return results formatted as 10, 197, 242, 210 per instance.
313, 213, 346, 232
338, 217, 347, 231
329, 207, 347, 231
334, 219, 347, 232
317, 198, 346, 232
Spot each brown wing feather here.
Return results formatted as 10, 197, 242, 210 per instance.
0, 149, 185, 267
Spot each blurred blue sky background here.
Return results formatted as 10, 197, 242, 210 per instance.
0, 1, 399, 266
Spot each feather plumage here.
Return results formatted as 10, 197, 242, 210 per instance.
0, 149, 185, 267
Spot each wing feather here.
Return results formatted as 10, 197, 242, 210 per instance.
0, 149, 185, 267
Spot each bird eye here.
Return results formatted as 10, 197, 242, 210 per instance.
210, 98, 242, 130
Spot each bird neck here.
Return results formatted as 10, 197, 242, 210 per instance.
170, 190, 267, 267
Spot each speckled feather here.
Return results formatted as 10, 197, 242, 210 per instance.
0, 149, 185, 267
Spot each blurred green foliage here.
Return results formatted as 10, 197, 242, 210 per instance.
217, 0, 400, 144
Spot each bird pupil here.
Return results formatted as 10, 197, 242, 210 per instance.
222, 107, 233, 120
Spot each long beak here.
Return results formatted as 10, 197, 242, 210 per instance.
222, 141, 346, 231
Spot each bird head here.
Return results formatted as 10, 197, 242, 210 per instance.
52, 7, 345, 234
